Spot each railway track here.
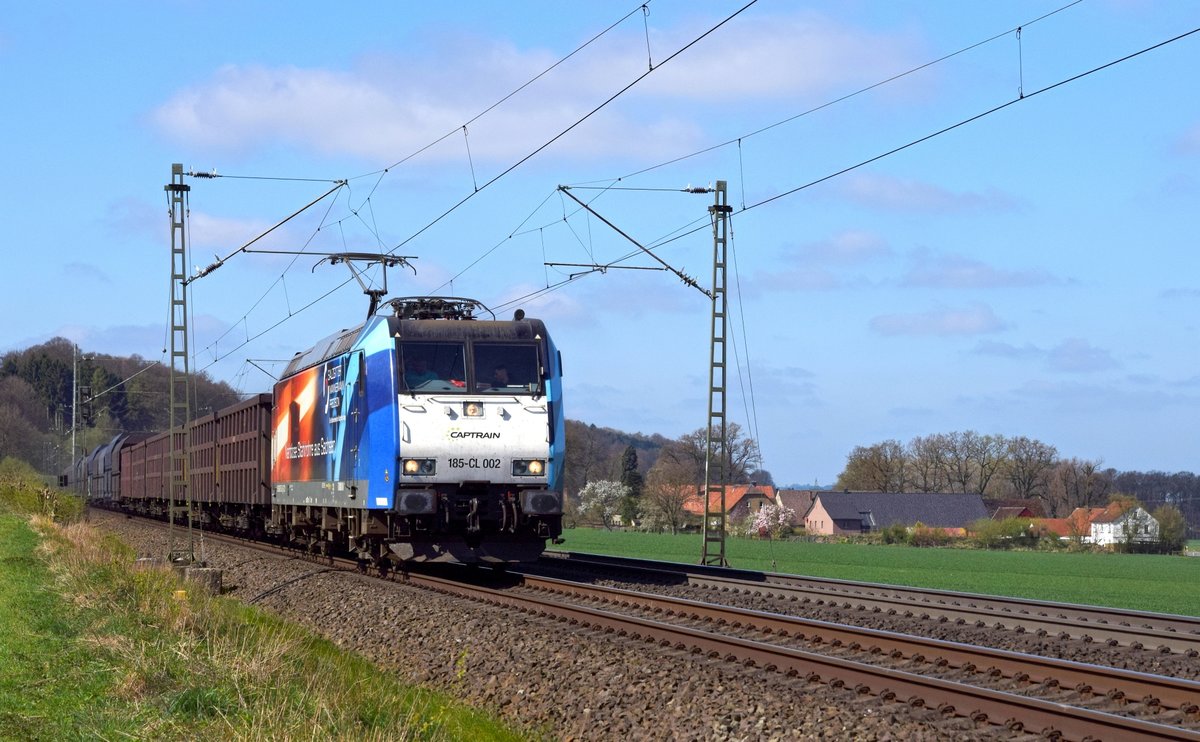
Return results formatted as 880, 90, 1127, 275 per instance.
126, 518, 1200, 740
540, 550, 1200, 655
500, 569, 1200, 739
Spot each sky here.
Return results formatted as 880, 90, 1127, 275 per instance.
2, 1, 1197, 487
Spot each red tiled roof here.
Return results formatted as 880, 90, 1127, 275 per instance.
1088, 502, 1133, 524
1035, 518, 1072, 537
682, 484, 777, 515
992, 506, 1034, 520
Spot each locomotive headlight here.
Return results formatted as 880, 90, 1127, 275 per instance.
512, 459, 545, 477
463, 401, 484, 417
402, 458, 436, 475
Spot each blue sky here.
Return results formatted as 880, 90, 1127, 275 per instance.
2, 1, 1197, 486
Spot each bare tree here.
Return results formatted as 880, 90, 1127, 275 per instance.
674, 422, 762, 486
642, 456, 697, 534
836, 439, 907, 492
1047, 458, 1113, 515
906, 433, 950, 492
1004, 436, 1058, 509
967, 432, 1007, 496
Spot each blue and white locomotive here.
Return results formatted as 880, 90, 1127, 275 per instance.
268, 296, 565, 567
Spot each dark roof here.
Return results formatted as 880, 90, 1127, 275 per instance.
814, 492, 988, 529
777, 489, 819, 518
991, 506, 1034, 520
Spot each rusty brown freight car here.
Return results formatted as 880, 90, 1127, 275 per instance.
213, 394, 272, 506
114, 394, 273, 525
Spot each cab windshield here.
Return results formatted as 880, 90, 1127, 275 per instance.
472, 343, 541, 395
399, 342, 467, 392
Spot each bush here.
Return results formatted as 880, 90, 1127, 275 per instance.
880, 523, 909, 545
909, 522, 952, 548
972, 517, 1037, 549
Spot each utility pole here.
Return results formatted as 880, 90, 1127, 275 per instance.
701, 181, 731, 567
70, 342, 78, 477
165, 163, 194, 564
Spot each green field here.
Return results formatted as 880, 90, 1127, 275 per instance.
555, 528, 1200, 617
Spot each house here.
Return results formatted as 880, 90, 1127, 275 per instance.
776, 489, 818, 525
1033, 508, 1096, 542
1035, 503, 1160, 546
682, 484, 778, 523
802, 491, 988, 536
991, 506, 1035, 521
983, 498, 1044, 518
1085, 503, 1159, 546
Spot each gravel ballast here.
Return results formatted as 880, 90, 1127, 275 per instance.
90, 512, 1107, 740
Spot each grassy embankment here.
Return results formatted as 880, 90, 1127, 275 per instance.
556, 527, 1200, 617
0, 459, 522, 741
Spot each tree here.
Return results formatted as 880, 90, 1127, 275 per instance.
0, 376, 57, 469
746, 469, 775, 486
944, 431, 1007, 495
1003, 436, 1058, 507
906, 433, 950, 492
641, 451, 698, 535
618, 445, 644, 525
1047, 458, 1112, 515
745, 503, 795, 539
1153, 504, 1187, 552
835, 439, 906, 492
578, 480, 629, 530
674, 422, 762, 486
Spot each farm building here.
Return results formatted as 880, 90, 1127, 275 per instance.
802, 491, 988, 536
1034, 502, 1160, 546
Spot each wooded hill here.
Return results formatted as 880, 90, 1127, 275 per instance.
0, 338, 688, 484
0, 338, 241, 472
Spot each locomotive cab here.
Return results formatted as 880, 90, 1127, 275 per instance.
388, 298, 565, 563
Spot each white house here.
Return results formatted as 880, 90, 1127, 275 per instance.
1081, 503, 1160, 546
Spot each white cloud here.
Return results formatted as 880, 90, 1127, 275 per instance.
870, 303, 1006, 336
63, 262, 111, 285
972, 339, 1043, 359
1161, 286, 1200, 299
636, 11, 928, 100
150, 11, 928, 165
973, 337, 1121, 374
789, 230, 891, 265
840, 173, 1019, 213
1045, 338, 1119, 373
1176, 121, 1200, 155
902, 249, 1056, 289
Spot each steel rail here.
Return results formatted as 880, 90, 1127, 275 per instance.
410, 570, 1200, 741
543, 551, 1200, 653
105, 514, 1199, 740
514, 571, 1200, 714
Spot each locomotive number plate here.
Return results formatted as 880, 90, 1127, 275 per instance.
448, 458, 502, 469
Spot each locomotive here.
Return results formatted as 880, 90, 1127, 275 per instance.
73, 296, 566, 567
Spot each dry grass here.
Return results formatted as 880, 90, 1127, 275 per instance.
13, 514, 520, 741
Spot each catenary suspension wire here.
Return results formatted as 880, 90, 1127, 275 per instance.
570, 21, 1200, 279
726, 214, 761, 450
381, 1, 759, 257
744, 25, 1200, 214
490, 20, 1198, 352
192, 2, 752, 381
601, 0, 1084, 183
344, 1, 652, 197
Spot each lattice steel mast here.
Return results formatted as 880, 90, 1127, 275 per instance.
165, 163, 194, 563
700, 181, 731, 567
